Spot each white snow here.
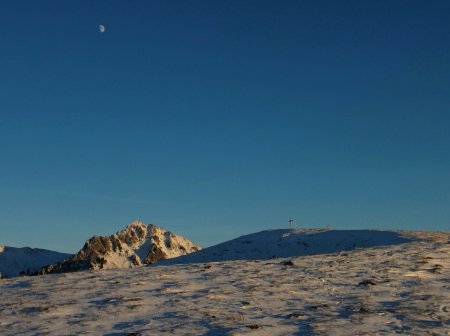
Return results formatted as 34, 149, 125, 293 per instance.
0, 246, 70, 278
0, 229, 448, 335
159, 228, 413, 264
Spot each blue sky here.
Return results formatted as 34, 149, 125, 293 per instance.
1, 1, 449, 253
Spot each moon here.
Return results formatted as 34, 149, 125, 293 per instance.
99, 24, 106, 33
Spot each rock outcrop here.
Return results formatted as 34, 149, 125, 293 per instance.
36, 221, 201, 274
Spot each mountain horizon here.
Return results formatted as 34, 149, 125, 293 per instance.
0, 220, 201, 277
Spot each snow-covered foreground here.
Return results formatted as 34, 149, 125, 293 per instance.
0, 231, 448, 335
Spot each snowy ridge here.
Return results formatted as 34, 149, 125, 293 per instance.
36, 221, 201, 274
0, 245, 70, 278
159, 228, 413, 265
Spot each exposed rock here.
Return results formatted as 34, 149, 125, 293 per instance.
35, 221, 201, 275
358, 279, 376, 287
247, 325, 260, 330
281, 260, 294, 266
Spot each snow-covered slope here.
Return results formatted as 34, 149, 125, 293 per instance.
0, 245, 71, 278
1, 230, 448, 335
37, 221, 201, 274
160, 228, 412, 264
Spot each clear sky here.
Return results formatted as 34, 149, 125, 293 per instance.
1, 1, 449, 253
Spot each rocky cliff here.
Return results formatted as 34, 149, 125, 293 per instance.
36, 221, 201, 274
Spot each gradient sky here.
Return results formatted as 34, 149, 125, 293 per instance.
1, 1, 449, 253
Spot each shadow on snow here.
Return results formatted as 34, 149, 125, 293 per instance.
154, 229, 413, 265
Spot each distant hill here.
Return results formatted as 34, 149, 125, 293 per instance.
36, 221, 201, 275
0, 245, 71, 278
158, 228, 412, 264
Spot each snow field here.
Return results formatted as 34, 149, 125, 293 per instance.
0, 230, 448, 335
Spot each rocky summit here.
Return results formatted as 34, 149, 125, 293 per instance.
35, 221, 201, 274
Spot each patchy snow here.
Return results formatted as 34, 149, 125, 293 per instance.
0, 230, 448, 335
0, 246, 70, 278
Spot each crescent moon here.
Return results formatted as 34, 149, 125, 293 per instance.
99, 25, 106, 33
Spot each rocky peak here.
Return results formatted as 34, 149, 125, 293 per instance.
35, 221, 201, 275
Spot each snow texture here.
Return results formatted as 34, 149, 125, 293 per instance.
159, 228, 413, 264
0, 246, 70, 278
0, 229, 448, 335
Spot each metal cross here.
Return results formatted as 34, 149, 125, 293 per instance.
288, 217, 295, 229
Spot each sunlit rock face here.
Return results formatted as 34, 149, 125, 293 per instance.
36, 221, 201, 274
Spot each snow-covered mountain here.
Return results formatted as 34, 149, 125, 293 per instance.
160, 228, 412, 264
36, 221, 201, 274
0, 245, 71, 278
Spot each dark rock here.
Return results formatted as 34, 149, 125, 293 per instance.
359, 307, 370, 314
287, 312, 306, 318
144, 244, 168, 264
428, 264, 442, 273
281, 260, 294, 266
358, 279, 376, 286
247, 325, 259, 330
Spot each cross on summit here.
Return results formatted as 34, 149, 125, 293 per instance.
288, 217, 295, 229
